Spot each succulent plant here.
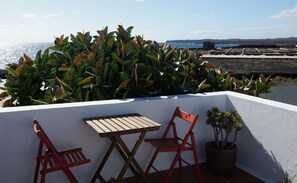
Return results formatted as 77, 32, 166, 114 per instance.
206, 107, 242, 149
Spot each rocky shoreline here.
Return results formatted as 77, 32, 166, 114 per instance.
197, 47, 297, 79
201, 55, 297, 76
0, 70, 7, 79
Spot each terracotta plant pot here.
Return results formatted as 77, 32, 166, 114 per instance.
205, 141, 237, 175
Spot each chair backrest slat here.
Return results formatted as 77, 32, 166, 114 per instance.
163, 107, 199, 143
174, 108, 198, 124
173, 107, 199, 131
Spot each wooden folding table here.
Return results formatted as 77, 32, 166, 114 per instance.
85, 113, 161, 183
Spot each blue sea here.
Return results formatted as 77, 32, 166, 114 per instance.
0, 42, 53, 69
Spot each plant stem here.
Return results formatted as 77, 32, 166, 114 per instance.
213, 127, 219, 147
220, 126, 223, 146
223, 130, 229, 149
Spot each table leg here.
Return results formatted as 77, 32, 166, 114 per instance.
91, 142, 115, 183
114, 132, 149, 183
110, 136, 139, 176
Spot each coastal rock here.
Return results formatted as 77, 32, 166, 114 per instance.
0, 69, 7, 79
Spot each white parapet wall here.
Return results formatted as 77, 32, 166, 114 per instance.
227, 91, 297, 182
0, 92, 226, 183
0, 91, 296, 182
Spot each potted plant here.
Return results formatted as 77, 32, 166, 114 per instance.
276, 171, 296, 183
205, 107, 242, 174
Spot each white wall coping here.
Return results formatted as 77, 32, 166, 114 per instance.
0, 91, 228, 113
225, 91, 297, 112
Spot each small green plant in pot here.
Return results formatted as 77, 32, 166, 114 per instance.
282, 171, 295, 183
205, 107, 242, 174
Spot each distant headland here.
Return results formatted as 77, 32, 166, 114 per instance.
166, 37, 297, 47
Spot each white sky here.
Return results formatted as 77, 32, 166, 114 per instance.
0, 0, 296, 43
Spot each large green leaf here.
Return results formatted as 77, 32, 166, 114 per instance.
0, 24, 272, 107
71, 34, 83, 48
30, 96, 48, 105
111, 53, 123, 63
146, 53, 159, 62
47, 59, 59, 65
79, 76, 94, 85
119, 79, 136, 89
138, 79, 154, 87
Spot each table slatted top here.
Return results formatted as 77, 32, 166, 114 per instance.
85, 113, 161, 137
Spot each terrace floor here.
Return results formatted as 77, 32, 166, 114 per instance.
109, 163, 264, 183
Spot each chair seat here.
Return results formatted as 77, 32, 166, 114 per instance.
41, 148, 90, 173
145, 138, 182, 152
144, 107, 202, 183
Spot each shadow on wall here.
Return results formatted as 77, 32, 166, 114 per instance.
237, 122, 284, 182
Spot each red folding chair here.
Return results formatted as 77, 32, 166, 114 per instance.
33, 119, 91, 183
144, 107, 202, 183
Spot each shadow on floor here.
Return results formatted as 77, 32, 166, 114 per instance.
109, 163, 264, 183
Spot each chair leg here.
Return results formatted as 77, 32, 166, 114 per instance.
40, 153, 49, 183
62, 168, 78, 183
34, 141, 44, 183
34, 157, 41, 183
40, 171, 46, 183
145, 149, 159, 174
163, 150, 182, 183
177, 151, 182, 169
191, 133, 202, 183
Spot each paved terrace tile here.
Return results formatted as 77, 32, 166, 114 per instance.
107, 163, 264, 183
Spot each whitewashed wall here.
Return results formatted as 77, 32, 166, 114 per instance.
0, 91, 295, 183
227, 91, 297, 182
0, 93, 226, 183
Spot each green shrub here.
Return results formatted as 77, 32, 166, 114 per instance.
0, 25, 273, 106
